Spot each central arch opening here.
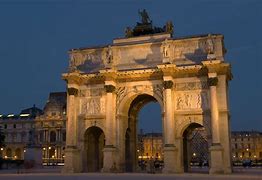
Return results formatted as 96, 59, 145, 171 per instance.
125, 94, 162, 172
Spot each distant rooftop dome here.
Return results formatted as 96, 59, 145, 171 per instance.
43, 92, 66, 116
20, 104, 43, 118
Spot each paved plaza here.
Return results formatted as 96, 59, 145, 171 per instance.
0, 167, 262, 180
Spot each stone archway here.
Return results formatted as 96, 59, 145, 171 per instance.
63, 31, 232, 174
182, 123, 209, 172
84, 126, 105, 172
124, 94, 163, 172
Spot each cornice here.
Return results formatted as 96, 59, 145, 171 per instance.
62, 61, 232, 85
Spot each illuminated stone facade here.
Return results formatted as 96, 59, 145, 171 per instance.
0, 92, 66, 164
63, 28, 232, 174
0, 106, 42, 160
35, 92, 67, 164
231, 131, 262, 161
137, 133, 163, 160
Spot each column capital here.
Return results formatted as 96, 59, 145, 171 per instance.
67, 87, 78, 96
104, 84, 116, 93
163, 80, 173, 89
208, 77, 218, 86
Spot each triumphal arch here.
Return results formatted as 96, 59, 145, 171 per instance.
62, 12, 232, 174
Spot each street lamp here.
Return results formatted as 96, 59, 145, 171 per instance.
48, 146, 51, 165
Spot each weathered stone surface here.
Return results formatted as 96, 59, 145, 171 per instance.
63, 31, 232, 174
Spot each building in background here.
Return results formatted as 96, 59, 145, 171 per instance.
139, 130, 262, 166
0, 92, 66, 165
0, 105, 42, 160
1, 93, 262, 166
137, 132, 163, 161
231, 131, 262, 162
138, 128, 209, 165
35, 92, 67, 164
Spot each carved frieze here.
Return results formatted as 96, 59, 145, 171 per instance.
175, 91, 209, 110
172, 40, 209, 60
69, 51, 101, 72
174, 81, 208, 91
81, 97, 103, 115
79, 88, 104, 97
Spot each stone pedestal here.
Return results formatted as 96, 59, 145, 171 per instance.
102, 145, 117, 172
24, 146, 42, 168
62, 147, 81, 173
163, 145, 180, 173
209, 144, 224, 174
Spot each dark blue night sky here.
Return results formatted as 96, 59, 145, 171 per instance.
0, 0, 261, 132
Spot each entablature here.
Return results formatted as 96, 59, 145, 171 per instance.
62, 61, 231, 86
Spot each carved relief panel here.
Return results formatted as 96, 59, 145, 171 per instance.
69, 50, 103, 72
79, 88, 105, 115
174, 81, 209, 111
175, 92, 209, 110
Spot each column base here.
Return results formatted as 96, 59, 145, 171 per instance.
102, 145, 118, 173
209, 144, 224, 174
162, 144, 182, 174
62, 146, 81, 173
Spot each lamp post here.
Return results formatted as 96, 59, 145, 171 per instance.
48, 146, 51, 165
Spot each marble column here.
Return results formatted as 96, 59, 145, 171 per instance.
102, 84, 117, 172
63, 87, 81, 173
208, 77, 224, 174
162, 80, 178, 173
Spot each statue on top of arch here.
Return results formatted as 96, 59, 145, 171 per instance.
125, 9, 175, 38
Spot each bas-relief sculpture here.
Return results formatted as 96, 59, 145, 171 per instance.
174, 81, 209, 110
175, 92, 209, 110
63, 11, 232, 175
68, 36, 222, 72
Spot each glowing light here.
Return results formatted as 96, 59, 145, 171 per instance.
193, 153, 196, 157
137, 150, 140, 152
43, 148, 46, 150
14, 156, 17, 159
48, 147, 51, 150
233, 155, 236, 158
7, 114, 14, 117
24, 149, 26, 153
52, 155, 55, 158
254, 155, 257, 158
246, 148, 249, 151
0, 148, 3, 151
240, 155, 243, 158
4, 156, 7, 159
20, 114, 30, 117
0, 114, 2, 118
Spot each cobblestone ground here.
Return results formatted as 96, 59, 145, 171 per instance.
0, 167, 262, 180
